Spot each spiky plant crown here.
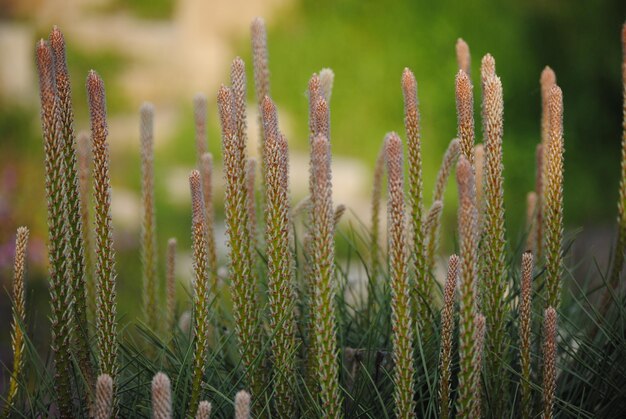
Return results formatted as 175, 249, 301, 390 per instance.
188, 169, 211, 417
456, 38, 471, 76
195, 401, 212, 419
385, 132, 416, 419
542, 307, 558, 419
455, 70, 475, 164
310, 133, 342, 418
261, 96, 298, 417
165, 238, 177, 334
140, 102, 158, 331
455, 155, 480, 417
401, 68, 428, 333
543, 85, 564, 309
50, 28, 93, 386
94, 374, 113, 419
438, 254, 459, 419
36, 39, 74, 417
151, 372, 172, 419
218, 78, 263, 399
6, 226, 29, 413
87, 70, 119, 383
519, 251, 534, 419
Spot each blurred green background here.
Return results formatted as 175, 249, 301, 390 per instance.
0, 0, 625, 360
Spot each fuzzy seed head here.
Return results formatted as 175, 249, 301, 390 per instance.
195, 401, 212, 419
456, 70, 475, 164
152, 372, 172, 419
94, 374, 113, 419
456, 38, 471, 75
234, 390, 251, 419
481, 54, 496, 82
319, 68, 335, 103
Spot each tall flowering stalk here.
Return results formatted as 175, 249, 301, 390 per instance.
188, 170, 212, 417
456, 38, 471, 76
5, 226, 29, 413
93, 374, 113, 419
386, 132, 416, 418
438, 254, 459, 419
536, 67, 557, 261
311, 134, 342, 418
610, 23, 626, 284
218, 79, 262, 398
455, 155, 480, 418
36, 39, 74, 417
77, 131, 96, 322
87, 70, 119, 384
261, 96, 298, 417
519, 251, 534, 419
140, 102, 158, 331
543, 86, 564, 309
199, 153, 218, 281
251, 17, 271, 178
166, 238, 177, 333
482, 73, 508, 415
194, 94, 208, 158
50, 26, 93, 385
474, 144, 484, 226
456, 70, 475, 164
401, 68, 428, 333
471, 314, 486, 419
246, 158, 258, 243
152, 372, 173, 419
370, 145, 385, 279
426, 138, 460, 271
542, 307, 558, 419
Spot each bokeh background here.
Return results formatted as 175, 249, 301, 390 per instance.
0, 0, 625, 364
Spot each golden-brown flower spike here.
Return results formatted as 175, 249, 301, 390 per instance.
456, 38, 471, 75
402, 67, 428, 332
251, 17, 271, 183
140, 102, 158, 331
308, 73, 321, 137
234, 390, 251, 419
199, 153, 217, 283
481, 54, 496, 84
310, 133, 342, 417
542, 307, 558, 419
219, 82, 262, 400
538, 67, 556, 261
319, 68, 335, 103
438, 254, 459, 419
194, 93, 208, 160
87, 70, 119, 384
519, 251, 534, 419
6, 227, 29, 412
610, 22, 626, 284
423, 200, 443, 234
231, 57, 248, 149
93, 374, 113, 419
37, 38, 74, 417
540, 67, 557, 148
152, 372, 172, 419
166, 238, 177, 333
543, 85, 564, 309
455, 154, 480, 417
474, 143, 484, 225
456, 69, 476, 164
315, 96, 331, 142
51, 25, 93, 387
187, 170, 211, 417
385, 132, 416, 418
195, 401, 212, 419
482, 74, 508, 415
262, 96, 297, 417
